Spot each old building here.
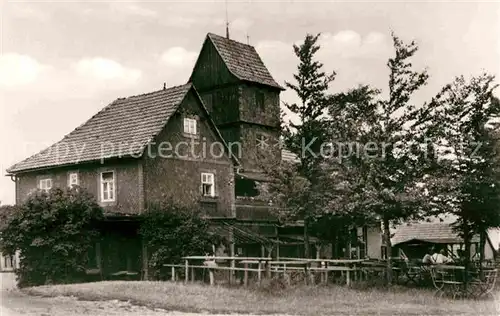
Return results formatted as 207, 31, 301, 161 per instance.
391, 222, 496, 261
7, 82, 240, 277
6, 32, 382, 277
189, 33, 283, 171
188, 33, 290, 257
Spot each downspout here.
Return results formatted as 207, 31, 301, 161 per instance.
10, 174, 17, 205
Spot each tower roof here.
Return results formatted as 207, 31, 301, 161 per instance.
7, 84, 192, 173
203, 33, 284, 90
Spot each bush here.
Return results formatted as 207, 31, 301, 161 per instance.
0, 205, 18, 230
0, 187, 104, 287
139, 201, 225, 279
257, 275, 289, 296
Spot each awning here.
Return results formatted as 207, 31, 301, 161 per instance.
236, 171, 272, 182
210, 222, 321, 246
274, 235, 320, 244
211, 221, 278, 245
396, 238, 479, 245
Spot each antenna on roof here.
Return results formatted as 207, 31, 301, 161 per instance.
247, 33, 250, 45
225, 0, 230, 39
163, 82, 166, 90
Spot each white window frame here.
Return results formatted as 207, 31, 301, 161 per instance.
68, 172, 79, 187
38, 178, 52, 192
100, 171, 116, 202
183, 117, 197, 135
201, 172, 215, 197
2, 254, 14, 271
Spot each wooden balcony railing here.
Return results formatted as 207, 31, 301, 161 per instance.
235, 197, 278, 220
200, 200, 230, 218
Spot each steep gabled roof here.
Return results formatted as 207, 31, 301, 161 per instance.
392, 222, 480, 245
203, 33, 284, 90
7, 83, 238, 174
7, 84, 191, 174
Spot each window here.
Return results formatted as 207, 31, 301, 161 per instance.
357, 226, 368, 259
39, 178, 52, 192
3, 255, 14, 270
256, 91, 265, 109
68, 172, 79, 187
256, 134, 268, 150
100, 171, 115, 202
201, 172, 215, 197
183, 118, 197, 135
235, 178, 259, 197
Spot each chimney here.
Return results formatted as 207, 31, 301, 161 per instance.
225, 0, 229, 39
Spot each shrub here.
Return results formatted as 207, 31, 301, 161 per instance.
257, 275, 289, 296
0, 204, 18, 231
139, 201, 225, 279
0, 187, 104, 287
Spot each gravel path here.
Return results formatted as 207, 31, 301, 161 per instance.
0, 290, 265, 316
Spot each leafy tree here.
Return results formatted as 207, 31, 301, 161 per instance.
319, 85, 385, 257
139, 200, 225, 279
0, 187, 103, 287
0, 204, 18, 231
324, 33, 435, 284
276, 33, 336, 258
425, 75, 500, 279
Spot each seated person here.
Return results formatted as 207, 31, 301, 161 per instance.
422, 252, 433, 265
454, 249, 466, 265
431, 249, 452, 264
422, 247, 434, 265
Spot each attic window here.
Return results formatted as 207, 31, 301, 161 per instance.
183, 118, 197, 135
256, 91, 265, 110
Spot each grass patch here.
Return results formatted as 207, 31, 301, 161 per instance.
24, 281, 499, 315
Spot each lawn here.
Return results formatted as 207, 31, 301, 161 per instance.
24, 281, 499, 316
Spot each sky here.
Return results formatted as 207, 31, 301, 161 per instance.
0, 0, 499, 206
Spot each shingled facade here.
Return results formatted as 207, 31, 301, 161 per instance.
189, 33, 284, 172
9, 83, 237, 216
7, 33, 297, 277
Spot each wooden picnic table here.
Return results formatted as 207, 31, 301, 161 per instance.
269, 261, 309, 265
431, 265, 498, 299
277, 257, 367, 286
435, 264, 465, 270
431, 265, 466, 299
183, 256, 277, 260
182, 256, 274, 285
173, 256, 372, 287
279, 257, 367, 264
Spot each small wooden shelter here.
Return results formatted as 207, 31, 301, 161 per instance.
391, 222, 496, 260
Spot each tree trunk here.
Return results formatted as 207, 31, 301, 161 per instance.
332, 229, 338, 258
304, 217, 310, 258
479, 229, 486, 277
383, 217, 393, 286
141, 241, 148, 280
463, 228, 472, 290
